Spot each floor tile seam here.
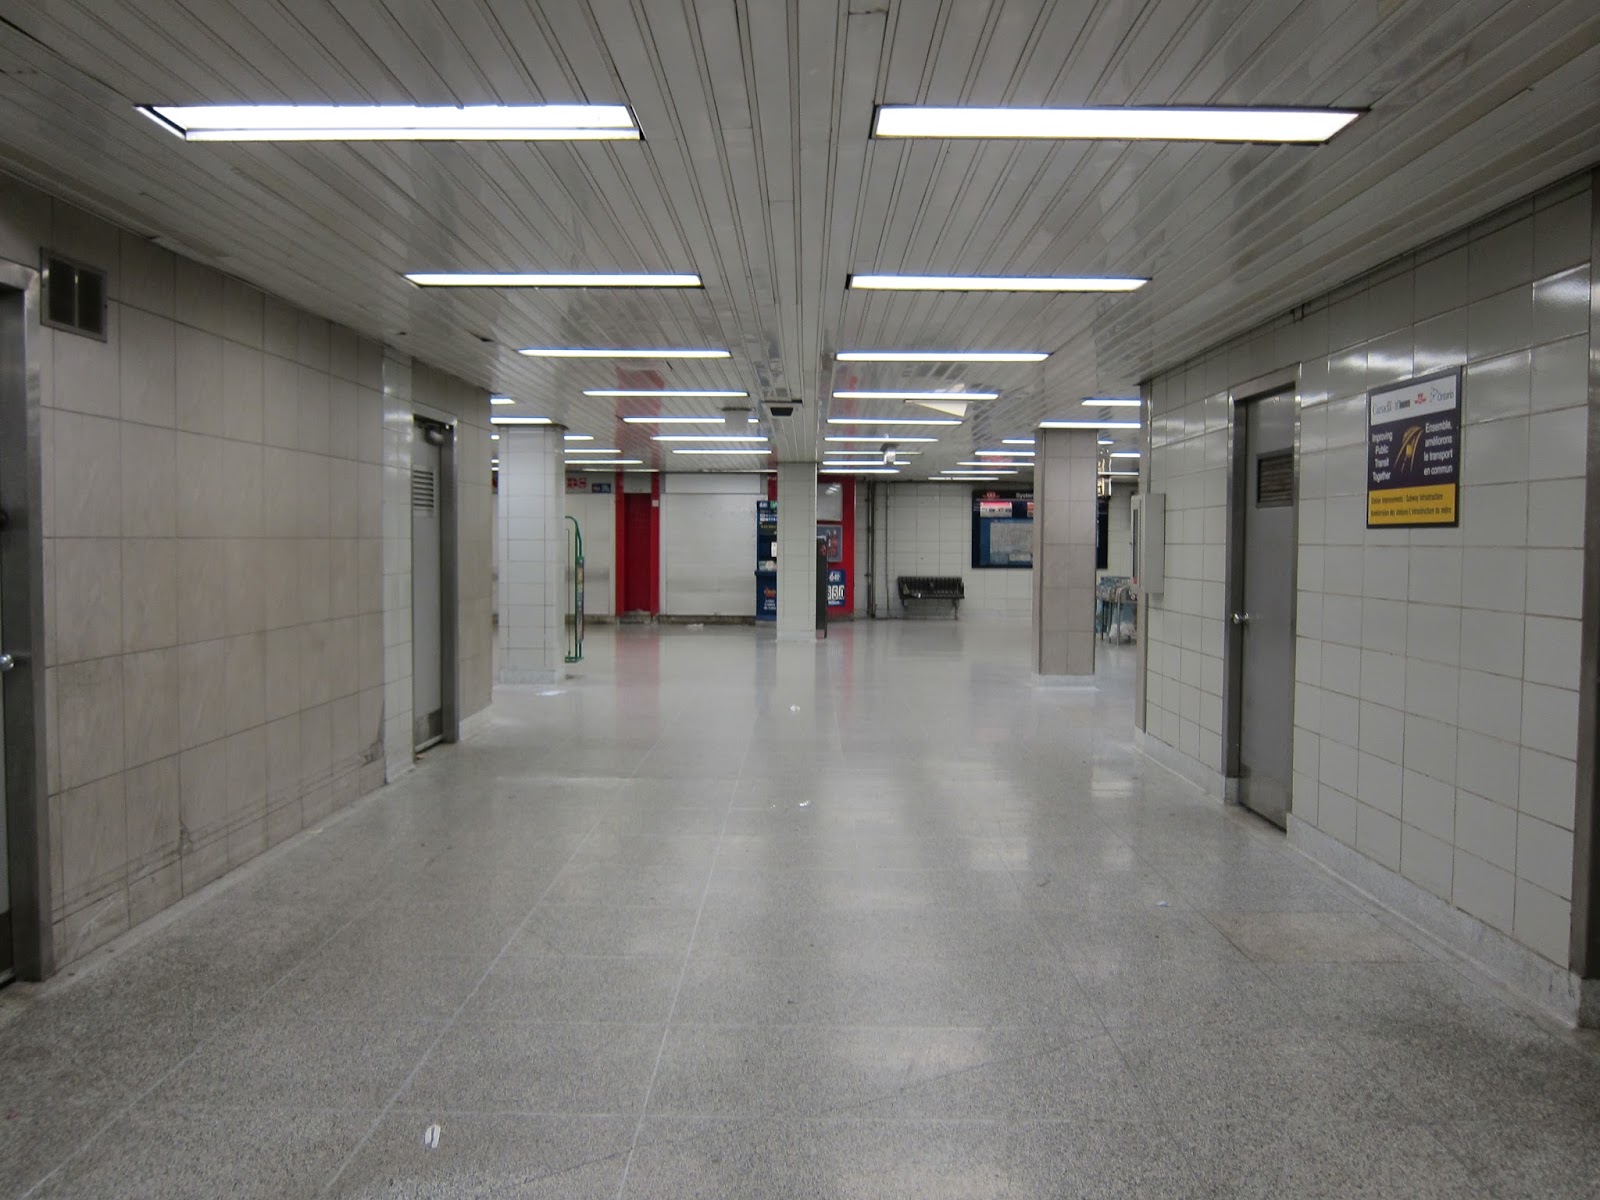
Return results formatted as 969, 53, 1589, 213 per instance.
610, 740, 750, 1200
12, 845, 449, 1200
317, 807, 614, 1198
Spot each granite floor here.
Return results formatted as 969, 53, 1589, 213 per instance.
2, 622, 1598, 1198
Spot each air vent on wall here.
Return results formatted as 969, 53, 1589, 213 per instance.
1256, 451, 1294, 508
41, 250, 107, 340
411, 468, 437, 513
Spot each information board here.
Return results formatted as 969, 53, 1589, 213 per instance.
1367, 368, 1460, 528
971, 490, 1034, 568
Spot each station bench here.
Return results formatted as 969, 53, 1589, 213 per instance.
898, 575, 964, 619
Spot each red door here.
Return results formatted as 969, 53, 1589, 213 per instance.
620, 492, 655, 613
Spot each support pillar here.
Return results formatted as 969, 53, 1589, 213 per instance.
776, 462, 818, 640
1031, 428, 1099, 679
497, 425, 567, 683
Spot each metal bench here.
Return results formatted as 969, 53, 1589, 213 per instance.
897, 575, 964, 619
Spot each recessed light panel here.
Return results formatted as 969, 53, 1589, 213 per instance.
407, 272, 700, 288
826, 418, 961, 427
825, 436, 938, 443
833, 390, 998, 401
672, 448, 774, 455
520, 347, 731, 359
975, 450, 1035, 457
873, 106, 1360, 143
490, 396, 515, 405
141, 103, 641, 141
836, 350, 1047, 363
1002, 438, 1036, 446
586, 389, 748, 397
1038, 420, 1140, 430
1081, 397, 1142, 408
848, 275, 1145, 293
651, 435, 767, 443
490, 416, 554, 425
622, 416, 728, 425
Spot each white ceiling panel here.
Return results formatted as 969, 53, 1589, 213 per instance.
0, 0, 1594, 477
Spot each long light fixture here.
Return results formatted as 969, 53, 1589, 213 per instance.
833, 390, 998, 401
1082, 397, 1142, 408
1039, 420, 1140, 430
975, 449, 1035, 457
1002, 438, 1035, 445
1102, 470, 1140, 478
651, 435, 767, 443
822, 467, 900, 475
565, 448, 622, 454
932, 475, 998, 482
490, 416, 554, 425
140, 104, 642, 141
873, 106, 1361, 143
849, 275, 1145, 293
490, 395, 516, 405
623, 416, 727, 425
836, 350, 1047, 363
1109, 450, 1142, 458
943, 470, 1017, 477
587, 389, 748, 397
826, 418, 961, 427
563, 434, 594, 441
520, 347, 730, 359
407, 272, 698, 288
959, 461, 1032, 468
567, 459, 644, 466
672, 448, 773, 456
826, 436, 938, 444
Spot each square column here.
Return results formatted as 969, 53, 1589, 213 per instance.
497, 426, 566, 683
1031, 429, 1099, 679
776, 462, 819, 639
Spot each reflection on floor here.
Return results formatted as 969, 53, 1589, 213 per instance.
2, 622, 1598, 1198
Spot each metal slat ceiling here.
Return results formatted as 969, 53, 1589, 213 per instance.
0, 0, 1594, 476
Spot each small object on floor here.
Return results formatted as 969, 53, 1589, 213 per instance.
686, 622, 705, 630
423, 1124, 442, 1150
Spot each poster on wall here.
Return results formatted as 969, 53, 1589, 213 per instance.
971, 490, 1034, 568
826, 568, 847, 609
1366, 368, 1460, 527
817, 523, 844, 562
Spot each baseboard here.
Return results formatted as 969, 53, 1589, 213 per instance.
1133, 728, 1227, 800
1288, 817, 1593, 1028
656, 614, 756, 626
497, 667, 566, 684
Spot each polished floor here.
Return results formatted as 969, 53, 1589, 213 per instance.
3, 622, 1599, 1198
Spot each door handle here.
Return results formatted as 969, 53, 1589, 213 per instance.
0, 650, 19, 672
1231, 612, 1252, 626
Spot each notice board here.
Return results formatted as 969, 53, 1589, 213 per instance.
971, 490, 1034, 568
1367, 368, 1460, 528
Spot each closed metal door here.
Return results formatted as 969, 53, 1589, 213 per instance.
1236, 392, 1297, 827
0, 476, 10, 978
411, 429, 443, 750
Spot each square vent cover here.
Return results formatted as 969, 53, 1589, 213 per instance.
41, 250, 107, 340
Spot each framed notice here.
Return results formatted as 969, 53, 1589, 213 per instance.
971, 490, 1034, 568
1367, 368, 1461, 528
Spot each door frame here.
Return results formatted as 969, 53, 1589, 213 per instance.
1223, 370, 1301, 798
0, 262, 51, 979
412, 407, 460, 747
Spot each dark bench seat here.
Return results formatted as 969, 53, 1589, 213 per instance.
898, 575, 963, 618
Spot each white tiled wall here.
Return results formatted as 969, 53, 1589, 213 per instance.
563, 487, 616, 617
497, 427, 564, 682
870, 483, 1033, 625
1144, 175, 1593, 968
660, 473, 762, 617
775, 465, 817, 635
6, 176, 492, 967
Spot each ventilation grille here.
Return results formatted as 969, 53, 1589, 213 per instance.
1256, 451, 1294, 508
41, 251, 107, 340
411, 468, 436, 513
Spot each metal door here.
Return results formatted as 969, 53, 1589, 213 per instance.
0, 474, 10, 978
411, 427, 443, 750
1235, 391, 1298, 827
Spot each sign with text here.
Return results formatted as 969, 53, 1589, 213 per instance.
1367, 368, 1460, 527
566, 475, 614, 495
826, 568, 847, 609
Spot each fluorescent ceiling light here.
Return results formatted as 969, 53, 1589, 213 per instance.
520, 347, 730, 359
563, 434, 594, 441
490, 396, 515, 405
672, 448, 773, 455
490, 434, 500, 441
873, 106, 1361, 143
826, 436, 938, 443
827, 418, 961, 427
585, 389, 748, 397
1103, 470, 1140, 478
822, 468, 900, 475
1098, 436, 1114, 445
651, 435, 767, 443
747, 417, 760, 424
1002, 438, 1035, 445
490, 416, 554, 425
833, 390, 998, 401
975, 449, 1035, 457
407, 272, 698, 288
490, 458, 499, 465
565, 448, 622, 454
1039, 420, 1141, 430
958, 461, 1032, 468
141, 103, 641, 141
836, 350, 1047, 363
567, 459, 644, 466
849, 275, 1145, 293
623, 416, 727, 425
1109, 450, 1142, 458
1082, 397, 1142, 408
943, 470, 1017, 477
932, 475, 997, 481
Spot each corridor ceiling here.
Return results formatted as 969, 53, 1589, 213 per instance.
0, 0, 1597, 477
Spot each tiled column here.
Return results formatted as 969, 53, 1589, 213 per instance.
497, 426, 566, 683
776, 462, 818, 640
1031, 429, 1099, 679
